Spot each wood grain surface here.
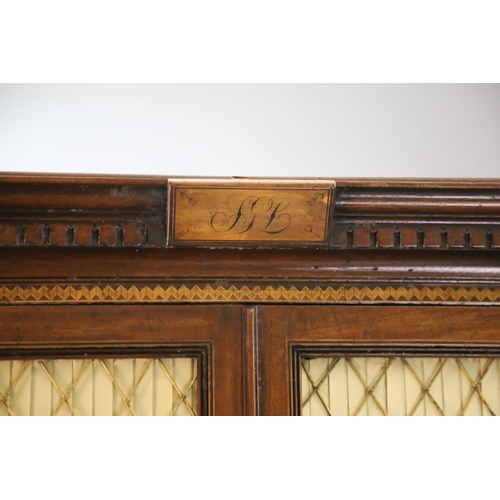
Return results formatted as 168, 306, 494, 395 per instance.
170, 180, 335, 245
0, 304, 248, 416
258, 305, 500, 415
2, 173, 500, 416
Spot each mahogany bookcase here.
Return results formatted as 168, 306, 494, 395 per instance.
1, 174, 500, 415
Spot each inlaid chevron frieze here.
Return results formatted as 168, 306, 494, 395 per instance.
1, 284, 500, 304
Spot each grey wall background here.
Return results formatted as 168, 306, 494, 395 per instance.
1, 83, 499, 178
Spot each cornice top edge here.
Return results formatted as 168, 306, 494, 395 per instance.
1, 172, 500, 189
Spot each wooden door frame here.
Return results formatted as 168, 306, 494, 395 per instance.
0, 304, 250, 416
258, 305, 500, 415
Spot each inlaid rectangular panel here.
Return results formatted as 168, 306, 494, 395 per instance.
169, 180, 335, 246
0, 358, 197, 416
301, 357, 500, 416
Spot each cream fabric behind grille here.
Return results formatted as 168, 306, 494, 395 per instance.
0, 358, 197, 416
302, 357, 500, 416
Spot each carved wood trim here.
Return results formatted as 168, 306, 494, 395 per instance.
0, 178, 167, 247
2, 174, 499, 250
331, 186, 500, 250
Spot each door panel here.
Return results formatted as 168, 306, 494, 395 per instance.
4, 303, 500, 415
258, 305, 500, 415
0, 305, 247, 416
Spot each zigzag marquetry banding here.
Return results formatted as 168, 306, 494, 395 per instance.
1, 284, 500, 304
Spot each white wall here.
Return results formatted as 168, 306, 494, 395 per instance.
1, 83, 499, 178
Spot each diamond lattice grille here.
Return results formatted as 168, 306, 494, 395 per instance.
301, 357, 500, 416
0, 358, 197, 416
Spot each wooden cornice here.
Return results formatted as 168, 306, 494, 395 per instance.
1, 174, 499, 250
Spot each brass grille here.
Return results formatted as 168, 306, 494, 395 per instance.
0, 358, 197, 416
301, 357, 500, 416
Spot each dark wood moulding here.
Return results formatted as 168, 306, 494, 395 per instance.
1, 247, 500, 284
1, 174, 500, 250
